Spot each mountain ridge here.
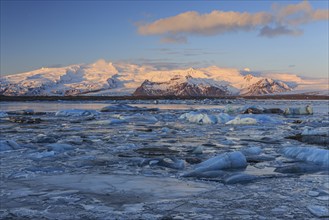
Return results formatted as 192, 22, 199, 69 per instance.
1, 60, 328, 97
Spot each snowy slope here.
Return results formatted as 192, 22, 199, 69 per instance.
240, 78, 292, 96
0, 60, 327, 96
133, 75, 239, 97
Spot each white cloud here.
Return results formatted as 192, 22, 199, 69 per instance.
137, 1, 329, 42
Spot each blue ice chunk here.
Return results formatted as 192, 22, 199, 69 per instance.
55, 109, 99, 117
282, 147, 329, 167
46, 143, 74, 152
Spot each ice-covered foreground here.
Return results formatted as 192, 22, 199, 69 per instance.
0, 99, 329, 219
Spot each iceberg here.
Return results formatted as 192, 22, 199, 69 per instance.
224, 105, 241, 114
241, 147, 262, 156
224, 173, 259, 184
301, 127, 328, 136
55, 109, 99, 117
0, 112, 8, 118
88, 119, 127, 125
226, 116, 257, 125
216, 113, 233, 124
46, 143, 74, 153
245, 115, 279, 123
179, 112, 218, 124
0, 140, 20, 151
183, 152, 247, 177
282, 147, 329, 167
284, 105, 313, 115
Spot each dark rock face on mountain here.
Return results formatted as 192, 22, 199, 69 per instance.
133, 75, 233, 97
241, 78, 292, 96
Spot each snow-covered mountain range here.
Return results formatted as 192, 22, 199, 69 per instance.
0, 60, 327, 96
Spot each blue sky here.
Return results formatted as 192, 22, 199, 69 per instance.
1, 0, 328, 78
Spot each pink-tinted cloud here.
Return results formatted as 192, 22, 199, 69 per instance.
137, 1, 328, 42
138, 10, 273, 36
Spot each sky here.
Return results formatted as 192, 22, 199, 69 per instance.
1, 0, 328, 78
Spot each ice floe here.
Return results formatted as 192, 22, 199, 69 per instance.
55, 109, 99, 117
0, 140, 20, 151
226, 116, 257, 125
0, 111, 8, 118
301, 127, 328, 136
183, 151, 247, 177
179, 112, 218, 124
282, 146, 329, 167
284, 105, 313, 115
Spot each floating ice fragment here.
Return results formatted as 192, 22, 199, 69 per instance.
226, 116, 257, 125
32, 134, 57, 143
179, 112, 217, 124
216, 113, 233, 124
0, 111, 8, 118
224, 105, 241, 114
194, 151, 247, 171
55, 109, 99, 117
301, 127, 328, 136
241, 147, 262, 156
284, 105, 313, 115
224, 173, 259, 184
246, 115, 279, 123
307, 205, 329, 217
156, 157, 185, 170
88, 119, 127, 125
282, 147, 329, 167
0, 140, 20, 151
29, 151, 55, 159
46, 143, 74, 152
183, 152, 247, 178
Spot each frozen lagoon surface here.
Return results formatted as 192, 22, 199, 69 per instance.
0, 99, 328, 219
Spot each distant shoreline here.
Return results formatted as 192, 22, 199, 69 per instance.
1, 95, 328, 101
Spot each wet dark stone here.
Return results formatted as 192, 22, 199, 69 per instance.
7, 109, 47, 115
8, 116, 42, 124
263, 108, 284, 114
135, 128, 153, 132
185, 157, 202, 164
246, 155, 276, 163
202, 143, 217, 147
242, 108, 263, 114
285, 134, 329, 146
7, 109, 35, 115
135, 147, 179, 157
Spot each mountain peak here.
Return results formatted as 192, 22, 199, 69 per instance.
1, 61, 325, 97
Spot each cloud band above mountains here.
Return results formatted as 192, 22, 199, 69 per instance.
137, 1, 328, 43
